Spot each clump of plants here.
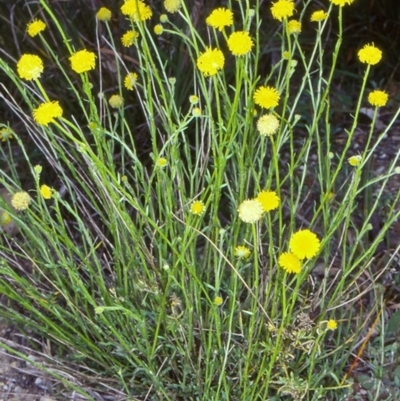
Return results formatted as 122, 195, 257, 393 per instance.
0, 0, 399, 399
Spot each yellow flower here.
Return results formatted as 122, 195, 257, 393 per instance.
234, 245, 251, 259
189, 95, 199, 105
271, 0, 295, 22
330, 0, 354, 6
278, 252, 301, 274
326, 319, 337, 330
192, 107, 201, 117
164, 0, 181, 13
124, 72, 138, 90
156, 157, 168, 168
69, 50, 96, 73
253, 86, 280, 109
257, 114, 280, 136
214, 296, 223, 306
17, 54, 44, 81
348, 155, 362, 166
33, 101, 63, 126
89, 121, 99, 131
289, 229, 321, 260
357, 44, 382, 66
27, 19, 46, 37
97, 7, 112, 21
197, 48, 225, 77
121, 0, 152, 21
40, 185, 52, 200
238, 199, 263, 223
326, 191, 335, 201
206, 8, 233, 31
190, 200, 206, 215
368, 90, 388, 107
0, 211, 12, 226
11, 191, 31, 211
154, 24, 163, 35
227, 31, 253, 56
0, 127, 14, 142
121, 30, 139, 47
160, 14, 168, 23
256, 190, 280, 212
109, 95, 124, 108
311, 10, 328, 22
287, 20, 301, 34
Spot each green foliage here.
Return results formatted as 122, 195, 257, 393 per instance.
0, 0, 399, 400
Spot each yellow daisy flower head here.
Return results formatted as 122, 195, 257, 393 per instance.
348, 155, 362, 166
206, 8, 234, 31
33, 101, 63, 126
156, 157, 168, 168
271, 0, 295, 22
11, 191, 31, 211
109, 94, 124, 108
214, 296, 223, 306
190, 200, 206, 215
1, 211, 12, 226
189, 95, 199, 105
69, 50, 96, 73
160, 14, 168, 23
368, 90, 388, 107
256, 190, 280, 212
164, 0, 181, 13
278, 252, 301, 274
326, 191, 335, 201
196, 47, 225, 77
121, 30, 139, 47
121, 0, 152, 21
34, 165, 42, 175
326, 319, 337, 330
17, 54, 44, 81
88, 121, 99, 131
27, 19, 46, 37
357, 43, 382, 66
311, 10, 328, 22
234, 245, 251, 259
96, 7, 112, 21
0, 127, 14, 142
287, 20, 302, 34
124, 72, 138, 90
238, 199, 263, 223
257, 114, 280, 136
253, 86, 280, 109
289, 229, 321, 260
40, 185, 52, 200
192, 107, 202, 117
154, 24, 163, 35
330, 0, 354, 6
227, 31, 254, 56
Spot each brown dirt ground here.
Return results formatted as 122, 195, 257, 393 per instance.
0, 321, 55, 401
